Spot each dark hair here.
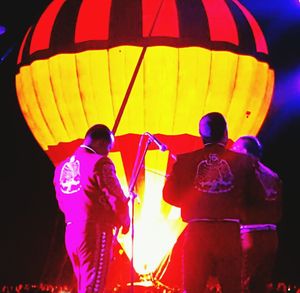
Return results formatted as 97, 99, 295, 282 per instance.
85, 124, 113, 143
199, 112, 227, 143
235, 136, 263, 159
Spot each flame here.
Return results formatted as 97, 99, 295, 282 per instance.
111, 149, 186, 276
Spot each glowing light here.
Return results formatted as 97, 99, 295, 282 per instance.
0, 25, 6, 36
116, 149, 186, 276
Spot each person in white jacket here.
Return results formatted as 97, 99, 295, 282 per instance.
53, 124, 130, 293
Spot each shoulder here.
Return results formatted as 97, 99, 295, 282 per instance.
258, 161, 280, 176
54, 155, 74, 173
176, 149, 203, 161
95, 156, 114, 166
227, 149, 257, 163
222, 150, 261, 175
257, 161, 281, 182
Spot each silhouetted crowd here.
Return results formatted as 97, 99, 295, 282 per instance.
0, 282, 299, 293
0, 284, 71, 293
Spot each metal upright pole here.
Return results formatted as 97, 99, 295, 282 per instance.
128, 135, 151, 293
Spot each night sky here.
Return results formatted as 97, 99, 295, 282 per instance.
0, 0, 300, 288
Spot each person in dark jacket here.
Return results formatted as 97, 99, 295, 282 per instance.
232, 135, 282, 293
163, 112, 265, 293
53, 124, 130, 293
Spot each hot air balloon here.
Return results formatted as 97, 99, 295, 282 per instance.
15, 0, 274, 288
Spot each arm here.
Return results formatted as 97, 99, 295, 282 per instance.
162, 157, 186, 207
95, 157, 130, 234
243, 158, 282, 224
255, 163, 283, 224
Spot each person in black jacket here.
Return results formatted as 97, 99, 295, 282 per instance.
232, 135, 282, 293
163, 112, 265, 293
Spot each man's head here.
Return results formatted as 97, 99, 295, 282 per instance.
199, 112, 228, 145
231, 135, 262, 160
83, 124, 115, 155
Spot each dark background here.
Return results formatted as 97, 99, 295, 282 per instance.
0, 0, 299, 288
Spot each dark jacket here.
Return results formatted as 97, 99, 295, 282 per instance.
163, 143, 265, 223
